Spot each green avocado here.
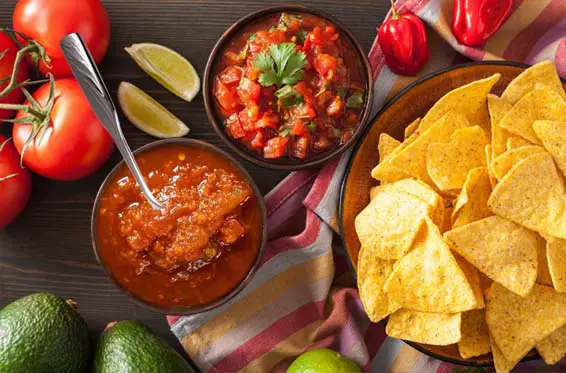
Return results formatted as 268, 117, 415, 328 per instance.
0, 293, 90, 373
93, 320, 192, 373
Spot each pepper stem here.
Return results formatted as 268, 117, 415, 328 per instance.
390, 0, 400, 19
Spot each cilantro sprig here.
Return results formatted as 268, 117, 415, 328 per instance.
252, 42, 307, 89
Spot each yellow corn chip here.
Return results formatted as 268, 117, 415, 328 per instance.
486, 283, 566, 362
484, 144, 497, 189
452, 167, 492, 228
372, 112, 471, 184
378, 133, 401, 163
357, 246, 398, 323
488, 94, 513, 157
506, 136, 532, 151
547, 237, 566, 292
533, 120, 566, 177
355, 190, 430, 259
490, 145, 546, 180
454, 253, 485, 309
502, 60, 566, 105
441, 206, 454, 233
500, 88, 566, 144
459, 309, 491, 359
419, 74, 500, 133
386, 309, 461, 346
537, 324, 566, 365
427, 126, 489, 192
536, 233, 553, 286
488, 152, 566, 239
404, 117, 421, 139
490, 333, 521, 373
444, 216, 538, 296
384, 219, 477, 313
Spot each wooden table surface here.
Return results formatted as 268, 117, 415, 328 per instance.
0, 0, 388, 366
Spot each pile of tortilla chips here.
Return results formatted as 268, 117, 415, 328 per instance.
355, 61, 566, 372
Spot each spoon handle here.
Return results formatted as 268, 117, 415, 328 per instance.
60, 33, 163, 210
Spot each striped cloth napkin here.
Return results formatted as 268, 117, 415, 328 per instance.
168, 0, 566, 371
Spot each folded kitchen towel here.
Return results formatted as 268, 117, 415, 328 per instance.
168, 0, 566, 371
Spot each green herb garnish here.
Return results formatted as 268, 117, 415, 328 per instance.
252, 42, 307, 88
346, 90, 364, 108
275, 85, 304, 108
279, 13, 302, 28
336, 86, 346, 99
297, 30, 308, 45
279, 127, 291, 137
307, 121, 317, 132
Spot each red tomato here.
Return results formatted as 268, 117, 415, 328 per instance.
215, 79, 240, 113
237, 78, 261, 104
264, 136, 288, 159
0, 135, 31, 228
12, 79, 114, 180
291, 137, 308, 159
219, 66, 243, 86
255, 111, 279, 129
290, 119, 309, 137
0, 32, 30, 120
13, 0, 110, 77
326, 96, 344, 116
226, 114, 246, 139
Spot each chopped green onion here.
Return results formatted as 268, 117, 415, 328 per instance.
336, 86, 346, 99
307, 121, 317, 132
346, 90, 364, 108
279, 127, 291, 137
275, 85, 303, 108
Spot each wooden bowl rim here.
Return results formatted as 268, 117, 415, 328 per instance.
203, 4, 374, 171
337, 60, 549, 367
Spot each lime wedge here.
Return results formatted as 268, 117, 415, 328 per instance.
125, 43, 200, 102
118, 81, 190, 138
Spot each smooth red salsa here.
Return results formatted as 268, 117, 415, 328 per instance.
96, 144, 262, 307
213, 12, 367, 160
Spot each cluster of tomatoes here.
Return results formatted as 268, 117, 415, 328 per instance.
0, 0, 113, 228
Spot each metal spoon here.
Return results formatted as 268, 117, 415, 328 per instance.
60, 33, 164, 211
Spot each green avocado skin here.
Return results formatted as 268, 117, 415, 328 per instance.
93, 320, 192, 373
0, 293, 90, 373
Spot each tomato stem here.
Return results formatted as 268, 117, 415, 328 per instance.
390, 0, 400, 19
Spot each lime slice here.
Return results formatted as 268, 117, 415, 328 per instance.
125, 43, 200, 102
288, 349, 361, 373
118, 81, 190, 138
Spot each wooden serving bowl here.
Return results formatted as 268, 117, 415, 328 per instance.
203, 5, 374, 171
338, 61, 566, 367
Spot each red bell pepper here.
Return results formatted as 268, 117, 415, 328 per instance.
452, 0, 513, 47
378, 0, 430, 76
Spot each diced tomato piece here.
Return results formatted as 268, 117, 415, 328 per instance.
323, 26, 339, 41
226, 113, 246, 139
238, 106, 257, 133
291, 102, 316, 122
294, 81, 314, 103
326, 96, 344, 116
316, 90, 333, 109
225, 51, 242, 65
245, 58, 262, 81
256, 111, 280, 129
237, 77, 261, 104
250, 130, 266, 149
264, 136, 289, 159
314, 53, 338, 81
313, 134, 331, 152
219, 66, 243, 86
215, 79, 241, 113
247, 102, 260, 121
290, 119, 309, 137
291, 137, 308, 159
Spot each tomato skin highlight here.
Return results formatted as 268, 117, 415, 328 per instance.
0, 135, 31, 228
0, 32, 30, 120
12, 79, 114, 181
13, 0, 110, 77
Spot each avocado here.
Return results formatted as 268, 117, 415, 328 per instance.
0, 292, 89, 373
93, 320, 192, 373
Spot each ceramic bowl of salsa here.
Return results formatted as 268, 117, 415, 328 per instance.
204, 6, 373, 170
91, 139, 266, 314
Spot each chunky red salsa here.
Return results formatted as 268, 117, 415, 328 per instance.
213, 12, 367, 160
95, 144, 262, 308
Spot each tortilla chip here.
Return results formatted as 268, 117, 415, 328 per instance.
419, 74, 500, 133
502, 60, 566, 105
506, 136, 532, 151
490, 333, 521, 373
459, 309, 491, 359
490, 145, 546, 180
384, 218, 477, 313
484, 144, 498, 188
441, 206, 453, 233
378, 133, 401, 163
357, 246, 398, 322
488, 94, 513, 157
499, 88, 566, 144
404, 117, 421, 139
533, 120, 566, 177
355, 190, 431, 259
547, 237, 566, 292
486, 283, 566, 362
386, 309, 461, 346
369, 186, 379, 200
454, 253, 485, 309
427, 126, 489, 192
537, 324, 566, 365
452, 167, 492, 228
444, 216, 538, 296
372, 112, 471, 184
488, 152, 566, 239
536, 233, 553, 286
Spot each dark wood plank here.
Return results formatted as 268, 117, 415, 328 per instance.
0, 0, 388, 365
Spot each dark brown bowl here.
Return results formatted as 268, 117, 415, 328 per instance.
339, 61, 566, 367
203, 5, 374, 171
91, 138, 267, 315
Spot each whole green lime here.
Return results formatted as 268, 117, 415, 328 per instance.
287, 348, 362, 373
